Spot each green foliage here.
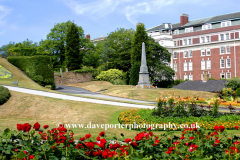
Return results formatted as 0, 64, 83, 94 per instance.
99, 41, 115, 70
131, 23, 152, 65
82, 42, 99, 68
73, 66, 95, 75
0, 86, 11, 105
226, 77, 240, 90
129, 62, 140, 85
209, 77, 215, 80
95, 69, 127, 85
212, 99, 220, 116
65, 22, 83, 70
174, 79, 185, 86
236, 88, 240, 97
7, 56, 56, 89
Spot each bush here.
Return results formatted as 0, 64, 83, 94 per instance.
236, 88, 240, 97
174, 79, 184, 86
96, 69, 124, 83
8, 56, 56, 89
226, 77, 240, 90
0, 86, 11, 105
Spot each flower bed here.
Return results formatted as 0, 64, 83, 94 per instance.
1, 122, 240, 159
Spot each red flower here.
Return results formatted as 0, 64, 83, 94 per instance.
17, 124, 22, 131
14, 149, 17, 152
112, 143, 121, 150
147, 126, 151, 131
236, 126, 239, 130
214, 125, 219, 131
85, 142, 95, 149
125, 138, 132, 143
29, 155, 34, 159
75, 143, 84, 149
80, 137, 85, 141
43, 125, 49, 129
189, 144, 198, 152
168, 147, 175, 151
97, 136, 100, 141
100, 138, 107, 144
131, 142, 137, 147
219, 125, 225, 132
38, 131, 43, 134
23, 151, 28, 155
21, 123, 31, 132
85, 134, 91, 138
180, 137, 185, 140
189, 137, 195, 140
33, 122, 40, 131
215, 140, 220, 144
166, 150, 171, 154
99, 131, 105, 137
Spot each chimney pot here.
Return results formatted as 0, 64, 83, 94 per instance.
180, 14, 189, 26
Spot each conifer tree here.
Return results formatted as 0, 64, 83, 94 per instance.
65, 22, 82, 70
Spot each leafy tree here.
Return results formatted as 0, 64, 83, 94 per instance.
99, 41, 115, 70
129, 62, 140, 85
129, 23, 152, 85
0, 41, 15, 56
41, 21, 85, 66
65, 22, 83, 70
149, 37, 175, 87
82, 42, 99, 68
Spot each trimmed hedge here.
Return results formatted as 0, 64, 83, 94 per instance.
8, 47, 49, 56
0, 86, 11, 105
8, 56, 56, 89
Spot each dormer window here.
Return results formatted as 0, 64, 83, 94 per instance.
185, 27, 193, 33
174, 30, 179, 35
221, 21, 231, 27
202, 24, 212, 30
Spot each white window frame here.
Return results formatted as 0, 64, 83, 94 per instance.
221, 21, 231, 27
220, 34, 224, 41
206, 36, 210, 42
201, 37, 205, 43
220, 59, 225, 68
184, 62, 188, 71
226, 33, 230, 40
188, 50, 192, 58
226, 46, 230, 54
189, 74, 193, 80
226, 58, 231, 68
174, 41, 177, 47
174, 63, 177, 72
174, 30, 179, 35
226, 72, 231, 79
188, 39, 192, 45
206, 60, 211, 69
184, 51, 188, 58
206, 48, 211, 56
173, 52, 177, 59
201, 61, 205, 70
184, 39, 187, 45
189, 62, 192, 71
201, 49, 205, 56
220, 73, 225, 79
202, 24, 212, 30
185, 27, 193, 33
184, 75, 188, 80
220, 46, 224, 54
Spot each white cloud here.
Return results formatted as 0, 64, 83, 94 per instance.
58, 0, 216, 24
0, 5, 11, 25
0, 30, 5, 35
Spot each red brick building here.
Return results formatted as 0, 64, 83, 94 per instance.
146, 12, 240, 81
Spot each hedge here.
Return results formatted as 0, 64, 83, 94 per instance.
0, 86, 11, 105
7, 56, 56, 89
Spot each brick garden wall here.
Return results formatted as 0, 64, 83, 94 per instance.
54, 72, 92, 85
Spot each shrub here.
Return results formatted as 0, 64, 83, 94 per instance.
8, 56, 56, 89
73, 66, 95, 75
236, 88, 240, 97
174, 79, 184, 86
96, 69, 124, 83
0, 86, 11, 105
226, 77, 240, 90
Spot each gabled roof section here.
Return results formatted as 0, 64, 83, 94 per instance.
146, 11, 240, 32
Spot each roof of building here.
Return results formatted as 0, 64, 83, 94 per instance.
172, 80, 227, 92
146, 11, 240, 32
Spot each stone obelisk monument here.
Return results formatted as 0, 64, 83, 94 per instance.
137, 42, 151, 87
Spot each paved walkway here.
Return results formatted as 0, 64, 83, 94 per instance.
56, 85, 156, 104
1, 85, 155, 109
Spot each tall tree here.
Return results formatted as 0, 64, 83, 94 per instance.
82, 42, 99, 68
99, 41, 115, 70
41, 21, 85, 66
129, 23, 152, 85
149, 37, 175, 87
65, 22, 83, 70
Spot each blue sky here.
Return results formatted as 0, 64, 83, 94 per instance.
0, 0, 239, 46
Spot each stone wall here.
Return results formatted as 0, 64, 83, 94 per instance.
54, 71, 92, 85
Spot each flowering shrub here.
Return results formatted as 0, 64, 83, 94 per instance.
1, 123, 240, 159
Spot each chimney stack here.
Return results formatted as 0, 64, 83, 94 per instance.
180, 14, 189, 26
86, 33, 90, 39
